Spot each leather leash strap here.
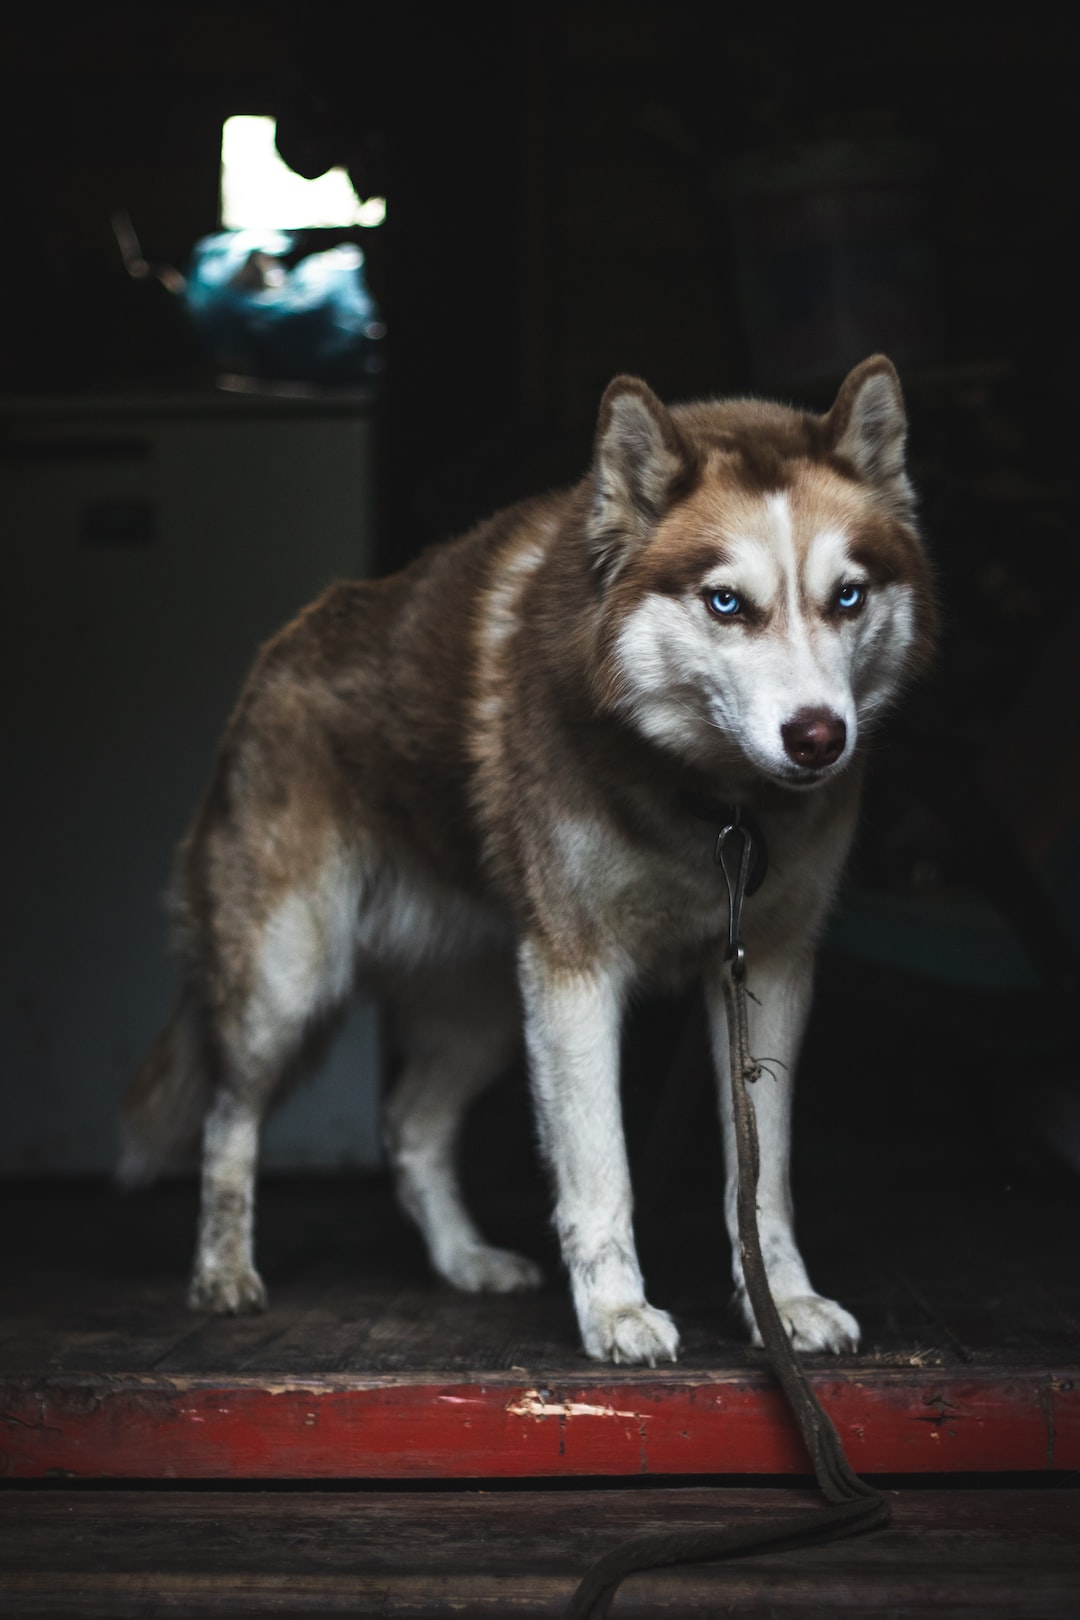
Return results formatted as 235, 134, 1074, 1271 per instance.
566, 816, 889, 1620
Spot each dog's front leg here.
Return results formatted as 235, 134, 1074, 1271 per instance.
706, 948, 860, 1354
519, 941, 679, 1365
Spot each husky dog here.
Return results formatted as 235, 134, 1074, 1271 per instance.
121, 356, 935, 1365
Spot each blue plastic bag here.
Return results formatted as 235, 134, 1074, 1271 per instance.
183, 231, 384, 386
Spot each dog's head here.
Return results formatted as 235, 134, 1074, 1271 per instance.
588, 357, 936, 788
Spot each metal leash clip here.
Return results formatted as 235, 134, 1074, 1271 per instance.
715, 809, 754, 981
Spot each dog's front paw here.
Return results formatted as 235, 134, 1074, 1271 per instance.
188, 1264, 268, 1315
583, 1301, 680, 1365
744, 1291, 860, 1354
442, 1244, 544, 1294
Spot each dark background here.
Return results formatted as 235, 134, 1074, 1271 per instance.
3, 4, 1077, 558
2, 1, 1078, 1190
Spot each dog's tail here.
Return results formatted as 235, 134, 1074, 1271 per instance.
117, 986, 211, 1187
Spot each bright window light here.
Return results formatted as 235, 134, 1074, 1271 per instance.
220, 115, 386, 230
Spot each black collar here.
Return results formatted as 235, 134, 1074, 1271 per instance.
678, 790, 769, 894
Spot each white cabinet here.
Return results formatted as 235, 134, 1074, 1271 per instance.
2, 392, 382, 1172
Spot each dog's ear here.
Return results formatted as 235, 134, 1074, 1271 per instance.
825, 355, 915, 522
587, 376, 696, 579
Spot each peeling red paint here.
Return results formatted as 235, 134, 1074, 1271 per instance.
1, 1367, 1076, 1480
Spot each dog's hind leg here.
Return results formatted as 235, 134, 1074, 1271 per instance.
189, 859, 361, 1314
190, 1081, 269, 1313
385, 963, 543, 1293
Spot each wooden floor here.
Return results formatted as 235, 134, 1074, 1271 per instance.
3, 1035, 1080, 1612
4, 1147, 1080, 1378
1, 1169, 1078, 1480
2, 1483, 1079, 1617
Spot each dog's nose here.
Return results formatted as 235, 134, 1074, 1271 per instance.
781, 708, 847, 769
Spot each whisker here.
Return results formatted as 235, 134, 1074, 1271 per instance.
669, 696, 728, 736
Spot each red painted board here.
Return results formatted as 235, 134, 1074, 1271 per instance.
1, 1368, 1075, 1480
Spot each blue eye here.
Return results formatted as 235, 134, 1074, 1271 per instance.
837, 582, 865, 612
706, 588, 742, 618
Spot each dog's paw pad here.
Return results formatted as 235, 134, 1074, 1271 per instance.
188, 1265, 268, 1315
585, 1302, 680, 1366
753, 1293, 860, 1355
443, 1245, 543, 1294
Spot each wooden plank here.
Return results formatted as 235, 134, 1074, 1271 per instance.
237, 1283, 584, 1377
878, 1207, 1080, 1364
1, 1365, 1075, 1480
2, 1175, 1078, 1492
1, 1486, 1078, 1617
4, 1173, 1079, 1376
